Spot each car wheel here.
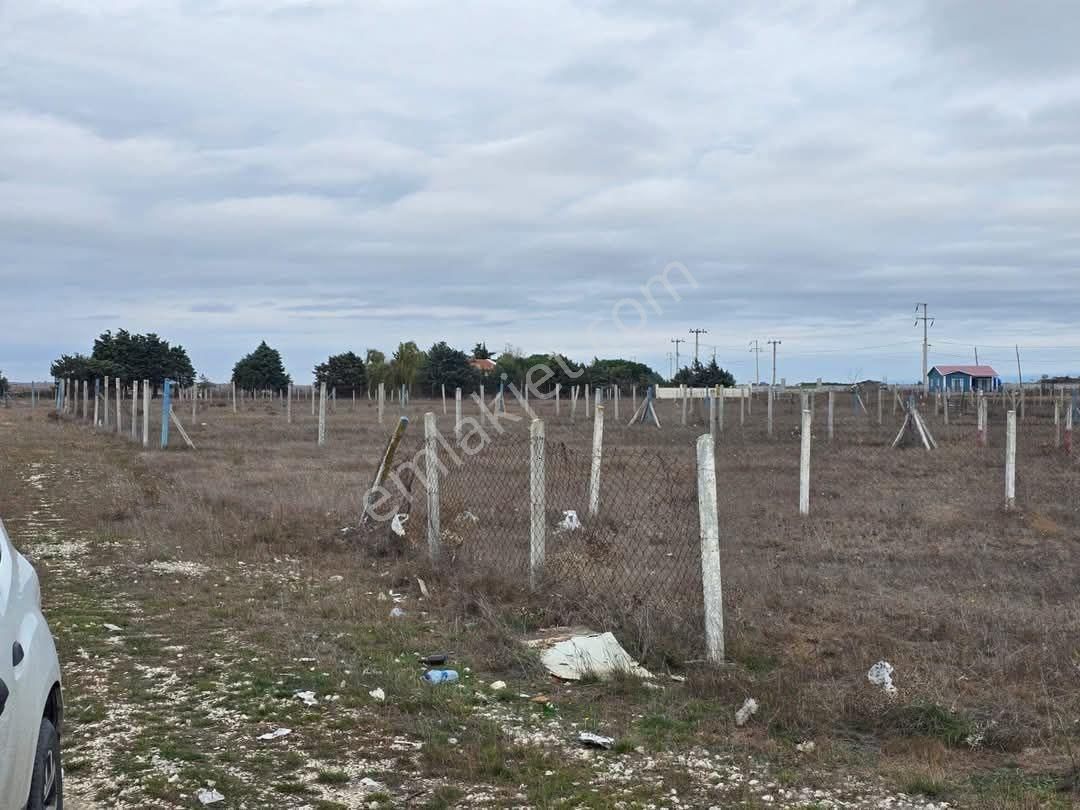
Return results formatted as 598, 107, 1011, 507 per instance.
27, 716, 63, 810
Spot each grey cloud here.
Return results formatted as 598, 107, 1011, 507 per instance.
3, 1, 1080, 384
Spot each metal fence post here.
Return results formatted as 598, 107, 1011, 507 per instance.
696, 433, 725, 664
588, 405, 605, 516
799, 409, 812, 515
529, 418, 545, 591
1005, 409, 1016, 510
425, 412, 441, 563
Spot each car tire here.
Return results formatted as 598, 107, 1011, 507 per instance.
27, 716, 63, 810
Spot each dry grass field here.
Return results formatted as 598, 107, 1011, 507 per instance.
1, 388, 1078, 808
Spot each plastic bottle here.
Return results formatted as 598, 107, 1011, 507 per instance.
422, 669, 459, 685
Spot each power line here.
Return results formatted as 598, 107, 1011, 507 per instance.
915, 303, 934, 394
748, 340, 763, 384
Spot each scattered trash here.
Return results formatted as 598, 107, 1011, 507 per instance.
796, 740, 816, 753
417, 577, 431, 598
391, 513, 409, 536
369, 688, 386, 702
556, 510, 583, 532
525, 628, 652, 681
530, 695, 551, 704
389, 607, 406, 619
422, 669, 460, 685
256, 727, 291, 741
294, 690, 318, 707
456, 510, 479, 524
103, 623, 122, 632
669, 674, 687, 683
867, 661, 898, 694
196, 787, 225, 805
578, 732, 615, 749
358, 777, 388, 793
735, 697, 759, 727
421, 653, 448, 666
489, 680, 507, 691
329, 575, 343, 582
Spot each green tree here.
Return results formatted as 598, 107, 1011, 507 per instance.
421, 342, 479, 394
389, 341, 424, 392
314, 351, 367, 395
472, 342, 492, 360
0, 370, 8, 398
364, 349, 390, 388
232, 341, 291, 392
50, 353, 125, 383
90, 329, 196, 388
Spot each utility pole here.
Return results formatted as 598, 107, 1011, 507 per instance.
974, 346, 979, 365
666, 352, 673, 379
689, 328, 708, 366
767, 339, 782, 387
914, 303, 934, 394
749, 340, 763, 385
671, 337, 685, 375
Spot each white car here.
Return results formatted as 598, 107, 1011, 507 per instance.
0, 519, 63, 810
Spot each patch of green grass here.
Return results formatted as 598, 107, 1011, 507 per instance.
422, 785, 465, 809
274, 779, 315, 796
887, 701, 973, 747
902, 775, 951, 799
316, 769, 350, 785
967, 768, 1071, 806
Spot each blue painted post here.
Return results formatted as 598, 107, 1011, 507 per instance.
160, 379, 173, 449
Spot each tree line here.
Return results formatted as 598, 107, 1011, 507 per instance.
50, 331, 738, 397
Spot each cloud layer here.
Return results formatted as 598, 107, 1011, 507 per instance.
3, 0, 1080, 382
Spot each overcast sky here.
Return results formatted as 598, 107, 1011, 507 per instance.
4, 0, 1080, 384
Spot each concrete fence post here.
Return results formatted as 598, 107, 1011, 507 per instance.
232, 381, 237, 414
799, 409, 812, 515
585, 384, 590, 419
160, 380, 172, 449
140, 380, 149, 446
454, 387, 463, 439
555, 383, 561, 417
115, 377, 123, 434
1065, 401, 1073, 455
441, 384, 447, 416
318, 382, 327, 446
588, 405, 605, 516
104, 375, 111, 429
287, 384, 293, 424
529, 418, 546, 591
709, 390, 717, 439
1005, 410, 1016, 510
378, 382, 385, 424
767, 386, 774, 438
93, 379, 100, 426
696, 433, 725, 664
130, 382, 137, 440
680, 384, 688, 426
424, 412, 441, 562
717, 385, 724, 432
1054, 399, 1060, 448
827, 391, 835, 442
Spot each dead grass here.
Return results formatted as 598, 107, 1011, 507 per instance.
3, 392, 1080, 807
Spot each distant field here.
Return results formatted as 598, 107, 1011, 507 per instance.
1, 389, 1077, 808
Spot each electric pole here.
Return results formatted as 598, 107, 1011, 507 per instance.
666, 352, 673, 379
689, 328, 708, 366
974, 346, 979, 365
749, 340, 763, 385
671, 337, 685, 376
767, 339, 782, 387
914, 303, 934, 394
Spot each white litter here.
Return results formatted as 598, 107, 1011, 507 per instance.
256, 727, 291, 741
556, 510, 583, 532
389, 607, 406, 619
526, 628, 651, 681
417, 577, 430, 598
369, 688, 386, 702
489, 680, 507, 691
456, 510, 479, 524
359, 777, 388, 793
103, 623, 122, 632
196, 788, 225, 805
796, 740, 816, 753
294, 690, 318, 707
578, 732, 615, 749
735, 697, 759, 727
867, 661, 898, 694
391, 513, 409, 537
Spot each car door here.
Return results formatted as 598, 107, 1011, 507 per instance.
0, 522, 19, 807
